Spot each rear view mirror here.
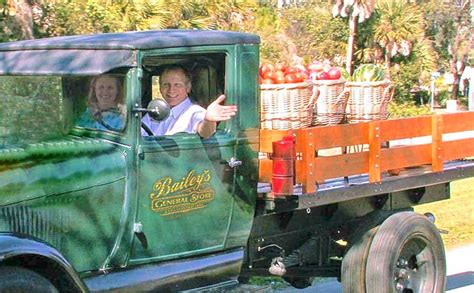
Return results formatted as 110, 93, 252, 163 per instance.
147, 99, 170, 121
133, 98, 170, 121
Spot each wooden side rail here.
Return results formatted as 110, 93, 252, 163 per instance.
259, 112, 474, 194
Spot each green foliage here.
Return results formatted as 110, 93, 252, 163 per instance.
0, 0, 471, 108
281, 6, 348, 63
0, 0, 26, 42
374, 0, 425, 48
389, 37, 437, 103
31, 0, 257, 36
248, 4, 349, 65
247, 276, 287, 289
244, 5, 286, 63
436, 90, 451, 107
388, 101, 432, 118
351, 63, 385, 82
391, 60, 424, 103
422, 0, 471, 66
353, 13, 380, 64
0, 76, 68, 146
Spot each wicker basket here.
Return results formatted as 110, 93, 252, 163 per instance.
311, 79, 347, 126
260, 82, 313, 130
345, 80, 393, 123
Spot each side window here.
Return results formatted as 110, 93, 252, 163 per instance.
0, 76, 69, 146
70, 74, 127, 133
142, 54, 227, 137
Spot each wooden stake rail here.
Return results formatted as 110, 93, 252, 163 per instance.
259, 112, 474, 194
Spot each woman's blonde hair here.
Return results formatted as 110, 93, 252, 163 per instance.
87, 75, 124, 113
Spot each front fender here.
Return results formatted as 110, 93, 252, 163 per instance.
0, 232, 88, 292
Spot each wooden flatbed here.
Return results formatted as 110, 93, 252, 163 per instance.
258, 112, 474, 209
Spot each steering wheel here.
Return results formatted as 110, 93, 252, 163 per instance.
141, 121, 154, 136
95, 108, 124, 132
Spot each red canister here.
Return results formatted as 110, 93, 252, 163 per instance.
271, 136, 295, 196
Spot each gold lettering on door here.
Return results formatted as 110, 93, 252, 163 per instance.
149, 169, 215, 216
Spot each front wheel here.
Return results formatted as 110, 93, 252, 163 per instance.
0, 266, 58, 293
366, 212, 446, 293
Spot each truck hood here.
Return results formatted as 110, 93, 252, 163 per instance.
0, 136, 126, 205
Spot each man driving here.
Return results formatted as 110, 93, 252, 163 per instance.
141, 65, 237, 139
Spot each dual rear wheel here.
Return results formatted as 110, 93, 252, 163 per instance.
342, 211, 446, 293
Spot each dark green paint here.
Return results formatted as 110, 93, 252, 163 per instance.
0, 30, 260, 289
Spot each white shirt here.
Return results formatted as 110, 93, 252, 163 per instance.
142, 98, 206, 136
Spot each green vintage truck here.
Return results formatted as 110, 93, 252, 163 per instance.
0, 30, 473, 293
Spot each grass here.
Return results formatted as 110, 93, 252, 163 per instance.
414, 177, 474, 249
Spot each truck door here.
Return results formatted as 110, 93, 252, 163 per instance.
130, 53, 237, 263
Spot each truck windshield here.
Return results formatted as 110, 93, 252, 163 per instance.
0, 74, 126, 149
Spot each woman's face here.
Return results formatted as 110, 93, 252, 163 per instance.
95, 76, 119, 110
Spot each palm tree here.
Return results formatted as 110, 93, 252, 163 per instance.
332, 0, 376, 75
205, 0, 255, 31
373, 0, 425, 79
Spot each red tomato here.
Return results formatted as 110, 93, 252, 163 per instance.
284, 73, 298, 83
284, 66, 298, 75
260, 78, 274, 84
273, 75, 286, 84
294, 72, 307, 82
264, 71, 278, 80
275, 62, 287, 72
275, 70, 285, 78
328, 67, 342, 80
317, 71, 330, 80
259, 64, 275, 77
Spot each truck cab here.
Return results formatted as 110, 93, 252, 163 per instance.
0, 30, 260, 292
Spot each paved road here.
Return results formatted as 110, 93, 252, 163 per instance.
275, 243, 474, 292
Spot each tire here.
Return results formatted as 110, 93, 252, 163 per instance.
366, 212, 446, 293
0, 266, 59, 293
341, 226, 378, 293
341, 210, 392, 293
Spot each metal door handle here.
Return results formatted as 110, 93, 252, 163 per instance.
227, 157, 242, 168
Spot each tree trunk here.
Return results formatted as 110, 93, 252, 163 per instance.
450, 32, 465, 100
451, 59, 464, 100
12, 0, 34, 40
345, 15, 357, 76
384, 44, 392, 80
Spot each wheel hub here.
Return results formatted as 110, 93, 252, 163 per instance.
395, 258, 414, 292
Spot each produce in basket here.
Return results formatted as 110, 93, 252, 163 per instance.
307, 59, 347, 81
259, 81, 313, 130
259, 63, 308, 84
352, 64, 386, 82
339, 67, 350, 80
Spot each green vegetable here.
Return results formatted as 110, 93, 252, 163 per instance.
352, 64, 386, 82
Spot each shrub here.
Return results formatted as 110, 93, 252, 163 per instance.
388, 101, 432, 118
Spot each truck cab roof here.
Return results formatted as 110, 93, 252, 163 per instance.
0, 30, 260, 51
0, 30, 260, 75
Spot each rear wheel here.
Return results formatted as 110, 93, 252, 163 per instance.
0, 266, 58, 293
341, 210, 391, 293
366, 212, 446, 293
341, 226, 378, 293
